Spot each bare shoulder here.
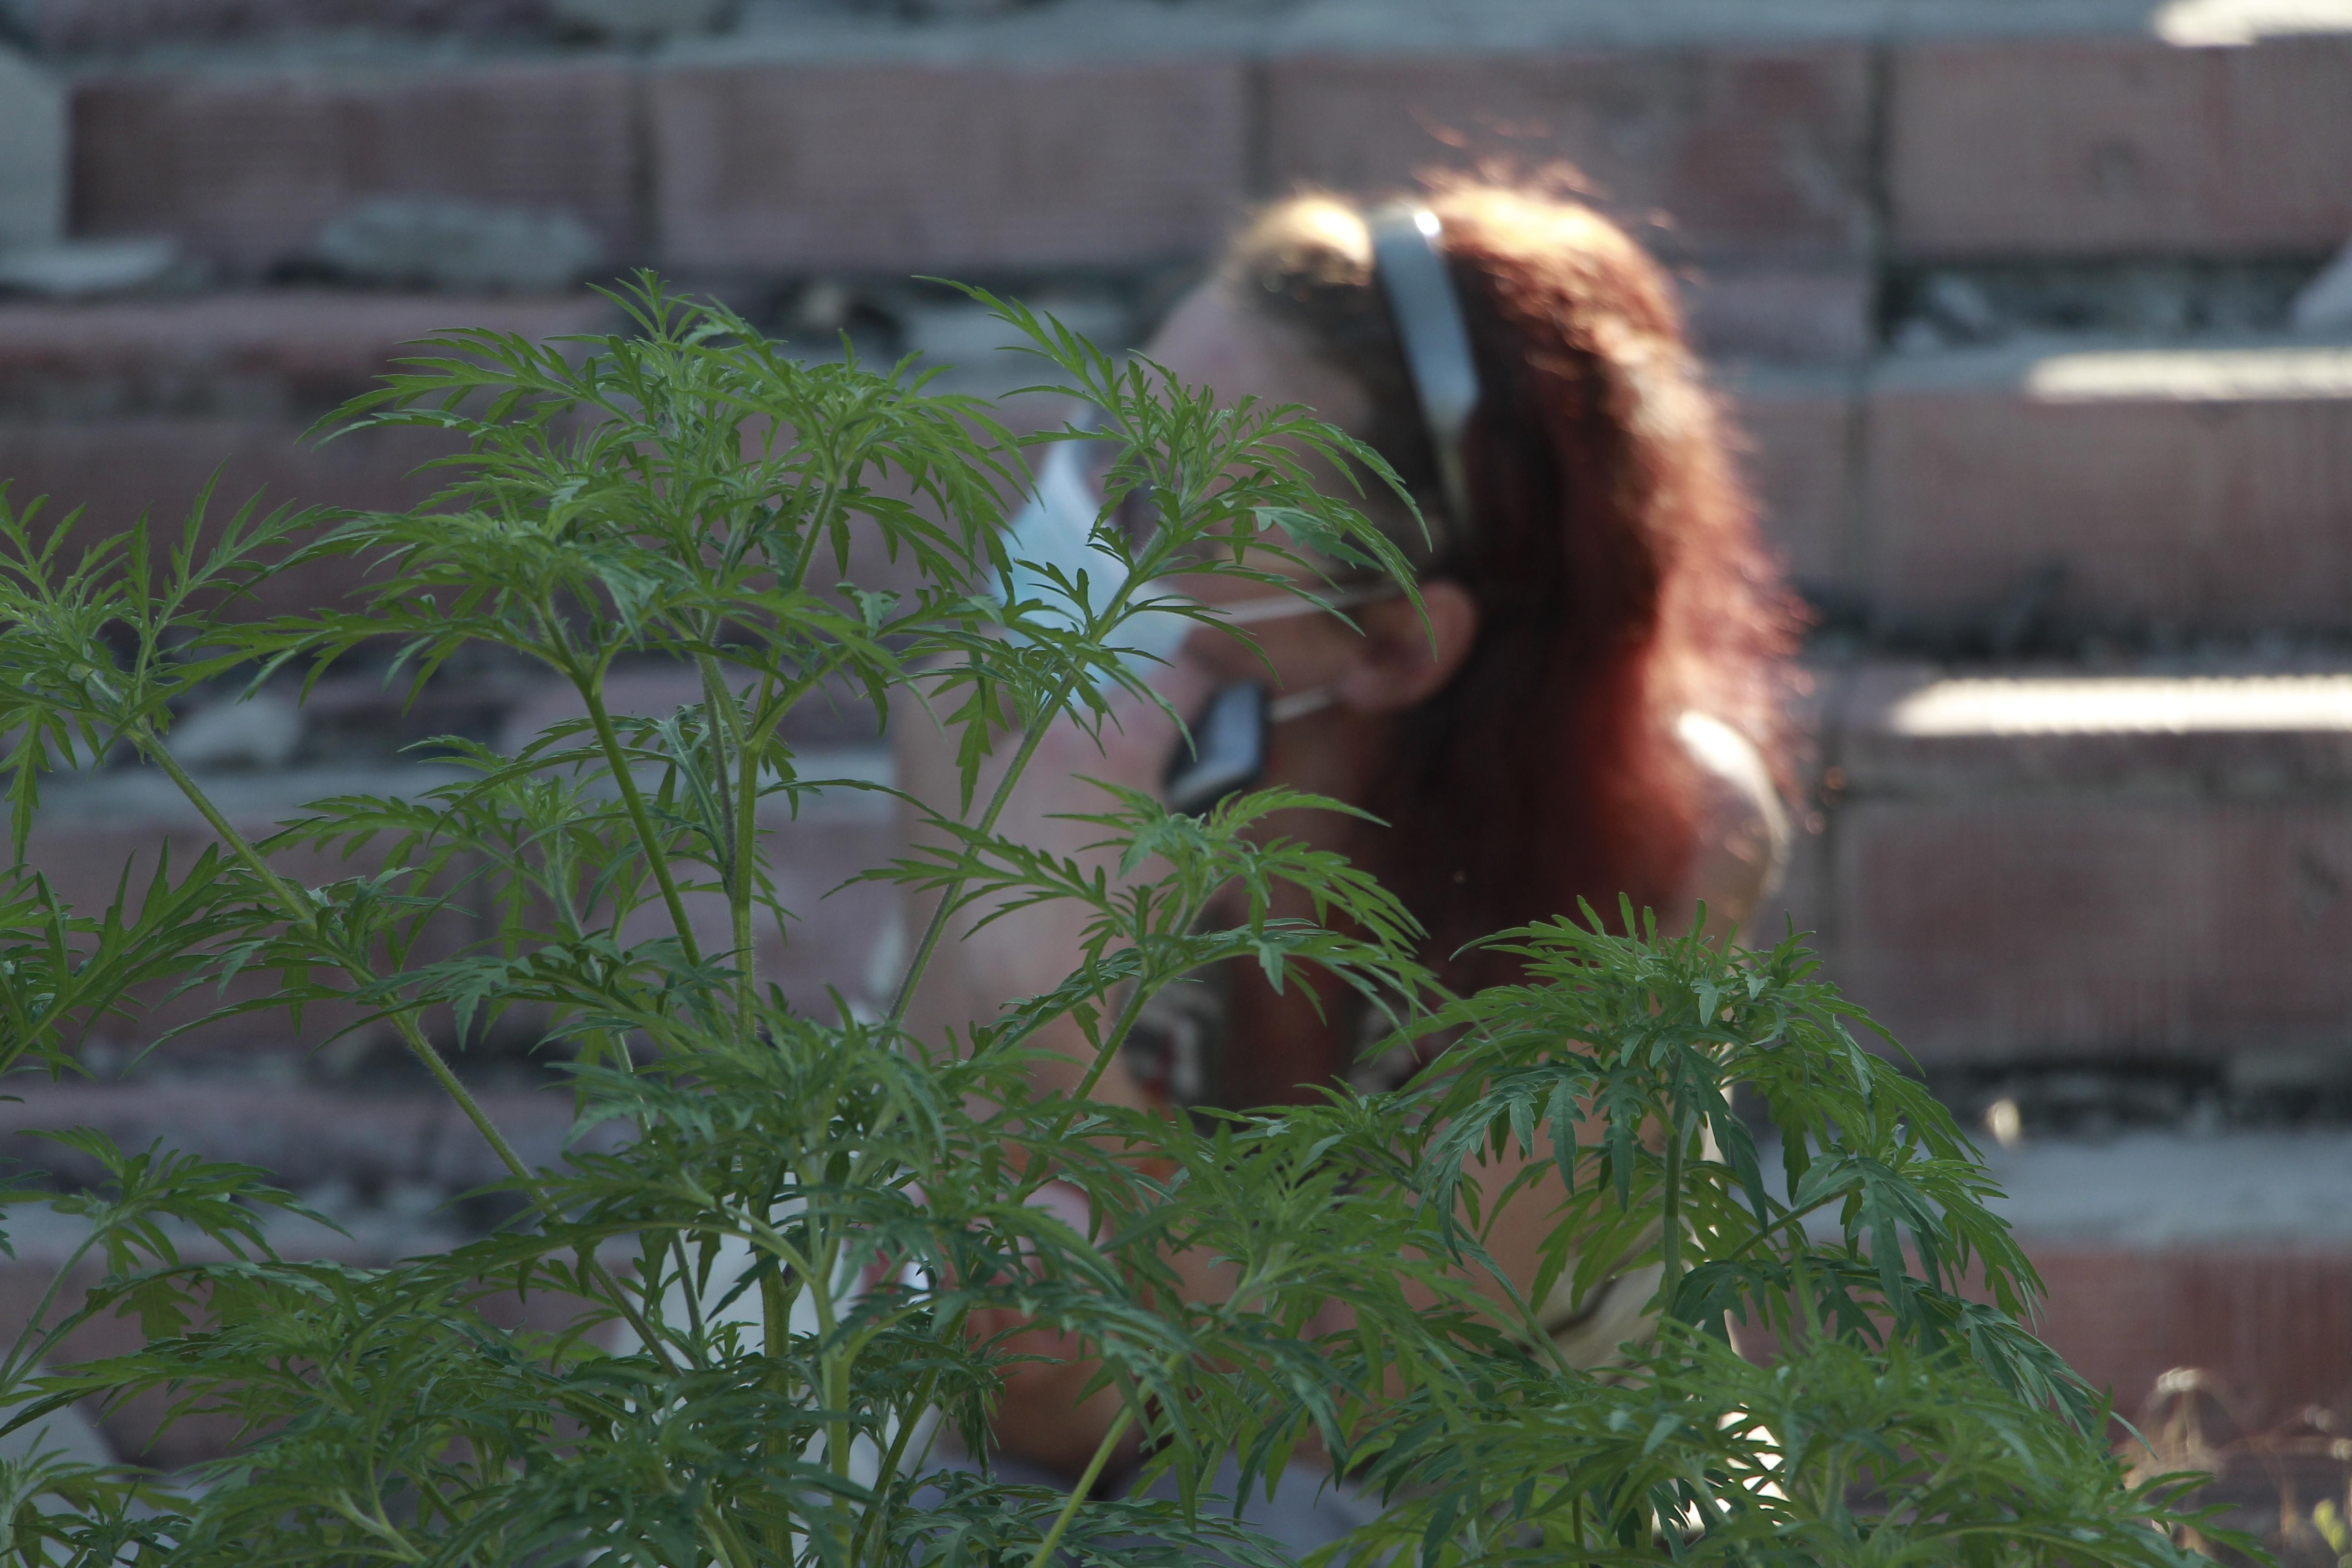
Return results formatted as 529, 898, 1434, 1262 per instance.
1672, 711, 1791, 942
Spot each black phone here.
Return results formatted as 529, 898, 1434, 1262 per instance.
1163, 682, 1268, 816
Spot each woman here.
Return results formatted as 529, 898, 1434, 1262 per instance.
895, 179, 1799, 1516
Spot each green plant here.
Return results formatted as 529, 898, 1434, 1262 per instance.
0, 276, 2243, 1568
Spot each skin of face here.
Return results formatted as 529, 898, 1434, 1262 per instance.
896, 281, 1480, 1107
1142, 285, 1483, 814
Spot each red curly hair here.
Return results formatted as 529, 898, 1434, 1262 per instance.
1212, 183, 1798, 1093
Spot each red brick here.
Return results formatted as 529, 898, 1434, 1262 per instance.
1889, 33, 2352, 259
0, 1191, 605, 1467
0, 1084, 576, 1197
1681, 264, 1871, 365
0, 416, 458, 619
1825, 793, 2352, 1068
1263, 45, 1873, 264
1734, 1234, 2352, 1433
1837, 664, 2352, 800
17, 783, 901, 1059
651, 58, 1247, 272
17, 813, 481, 1060
752, 816, 902, 1016
1864, 342, 2352, 638
1742, 662, 1843, 951
1760, 664, 2352, 1068
2031, 1246, 2352, 1430
1726, 370, 1856, 603
72, 63, 638, 276
0, 291, 617, 418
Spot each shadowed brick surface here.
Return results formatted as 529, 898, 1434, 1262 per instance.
652, 58, 1248, 272
2034, 1247, 2352, 1428
0, 294, 618, 619
1865, 342, 2352, 639
1813, 665, 2352, 1068
0, 293, 615, 418
1986, 1130, 2352, 1426
1264, 44, 1874, 264
72, 62, 639, 276
1890, 33, 2352, 259
1726, 370, 1856, 602
20, 755, 903, 1059
0, 1084, 578, 1196
1831, 797, 2352, 1064
0, 416, 458, 617
1681, 265, 1872, 364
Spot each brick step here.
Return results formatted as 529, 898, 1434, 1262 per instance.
1990, 1130, 2352, 1434
0, 293, 612, 618
24, 804, 900, 1061
0, 293, 1838, 629
0, 292, 617, 420
0, 1083, 577, 1206
1744, 336, 2352, 640
10, 313, 2351, 640
1859, 339, 2352, 642
1771, 660, 2352, 1077
0, 291, 1084, 622
36, 8, 2348, 288
0, 1188, 608, 1467
22, 666, 902, 1061
28, 656, 2352, 1082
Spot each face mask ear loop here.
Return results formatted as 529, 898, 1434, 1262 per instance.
1210, 582, 1405, 627
1367, 203, 1483, 556
1267, 687, 1336, 724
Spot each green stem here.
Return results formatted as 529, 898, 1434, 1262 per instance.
1018, 1274, 1287, 1568
1067, 957, 1163, 1107
697, 1502, 759, 1568
736, 676, 772, 1019
577, 668, 706, 970
852, 1342, 962, 1568
884, 671, 1083, 1031
1661, 1112, 1686, 1314
760, 1265, 791, 1564
1023, 1401, 1139, 1568
143, 738, 539, 1186
0, 1228, 101, 1397
786, 463, 849, 597
143, 731, 685, 1376
693, 648, 758, 1030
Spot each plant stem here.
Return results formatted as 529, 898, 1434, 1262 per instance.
0, 1227, 100, 1397
1068, 961, 1161, 1106
698, 1503, 759, 1568
142, 738, 537, 1186
142, 730, 686, 1374
578, 670, 706, 970
884, 672, 1082, 1031
1023, 1401, 1139, 1568
694, 647, 759, 1029
1661, 1111, 1686, 1312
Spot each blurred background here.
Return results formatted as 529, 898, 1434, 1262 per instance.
2, 0, 2350, 1540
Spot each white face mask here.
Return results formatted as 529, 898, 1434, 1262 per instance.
995, 440, 1193, 680
996, 439, 1401, 696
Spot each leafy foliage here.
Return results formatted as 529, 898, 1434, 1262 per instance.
0, 276, 2237, 1568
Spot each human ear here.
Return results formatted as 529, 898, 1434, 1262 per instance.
1332, 580, 1480, 715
